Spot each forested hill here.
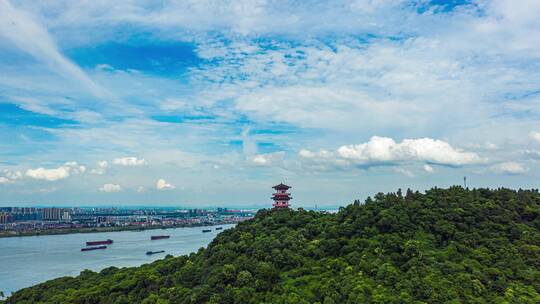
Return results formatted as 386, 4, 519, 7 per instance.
5, 187, 540, 304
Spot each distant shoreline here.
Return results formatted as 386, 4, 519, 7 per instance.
0, 222, 236, 239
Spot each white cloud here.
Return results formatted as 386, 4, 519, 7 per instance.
490, 162, 528, 175
485, 142, 498, 150
90, 160, 109, 175
113, 157, 146, 166
250, 152, 285, 166
0, 0, 108, 98
156, 179, 175, 190
3, 169, 23, 180
300, 136, 484, 169
26, 162, 86, 181
423, 164, 434, 173
530, 131, 540, 143
241, 127, 257, 157
160, 98, 190, 111
338, 137, 484, 165
1, 1, 540, 204
190, 37, 488, 133
99, 183, 122, 192
39, 186, 57, 193
136, 186, 145, 193
241, 127, 285, 166
395, 168, 414, 178
0, 169, 23, 184
298, 149, 352, 172
14, 0, 416, 39
524, 150, 540, 159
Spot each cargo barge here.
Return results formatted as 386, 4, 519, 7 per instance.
146, 250, 165, 255
151, 235, 170, 240
86, 239, 113, 246
202, 229, 212, 233
81, 245, 107, 251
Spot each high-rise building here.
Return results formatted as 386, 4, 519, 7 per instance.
0, 212, 13, 224
61, 210, 72, 221
42, 208, 63, 221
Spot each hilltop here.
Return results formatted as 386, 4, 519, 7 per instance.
4, 187, 540, 303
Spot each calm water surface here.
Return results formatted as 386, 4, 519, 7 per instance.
0, 224, 234, 295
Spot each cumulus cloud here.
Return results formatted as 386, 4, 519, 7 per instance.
423, 164, 434, 173
113, 157, 146, 166
156, 179, 175, 190
250, 152, 285, 166
490, 162, 528, 175
530, 131, 540, 143
1, 0, 540, 201
300, 136, 484, 171
298, 149, 351, 172
3, 169, 23, 180
26, 162, 86, 181
99, 183, 122, 192
338, 137, 483, 166
90, 161, 109, 175
0, 169, 23, 184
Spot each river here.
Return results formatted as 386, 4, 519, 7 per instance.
0, 224, 234, 296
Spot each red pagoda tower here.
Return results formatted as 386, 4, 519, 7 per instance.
272, 183, 292, 209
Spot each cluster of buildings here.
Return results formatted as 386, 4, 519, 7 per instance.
1, 183, 294, 235
0, 207, 72, 224
0, 206, 255, 235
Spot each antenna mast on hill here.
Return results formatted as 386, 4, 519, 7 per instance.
463, 176, 467, 188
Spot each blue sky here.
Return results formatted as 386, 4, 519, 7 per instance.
1, 0, 540, 207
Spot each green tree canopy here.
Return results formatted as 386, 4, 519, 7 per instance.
4, 187, 540, 304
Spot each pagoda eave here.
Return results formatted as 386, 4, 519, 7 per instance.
272, 183, 291, 190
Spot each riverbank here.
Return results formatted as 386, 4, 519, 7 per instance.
0, 221, 242, 238
0, 223, 236, 296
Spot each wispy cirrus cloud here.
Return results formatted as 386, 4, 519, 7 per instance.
0, 0, 109, 98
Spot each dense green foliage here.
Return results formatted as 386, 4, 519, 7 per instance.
5, 187, 540, 303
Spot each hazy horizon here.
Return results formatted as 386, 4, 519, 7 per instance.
1, 0, 540, 207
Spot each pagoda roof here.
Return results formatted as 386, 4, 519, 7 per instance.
272, 183, 291, 190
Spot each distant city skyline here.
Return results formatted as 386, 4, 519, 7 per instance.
1, 0, 540, 207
